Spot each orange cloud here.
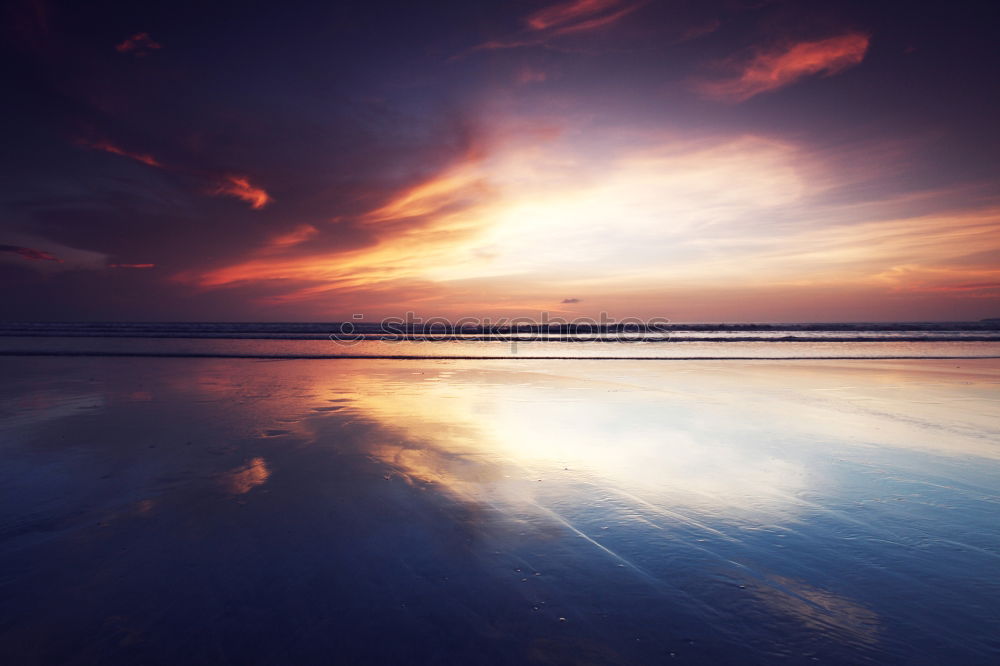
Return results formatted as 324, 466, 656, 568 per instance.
0, 244, 62, 262
184, 158, 497, 297
115, 32, 161, 55
363, 166, 491, 226
267, 224, 318, 251
109, 263, 155, 269
696, 32, 870, 103
78, 139, 161, 167
213, 175, 273, 210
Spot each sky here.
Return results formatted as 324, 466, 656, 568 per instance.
2, 0, 999, 322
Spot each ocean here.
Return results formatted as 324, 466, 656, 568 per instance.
2, 320, 999, 358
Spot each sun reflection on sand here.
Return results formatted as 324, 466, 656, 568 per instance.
297, 361, 1000, 517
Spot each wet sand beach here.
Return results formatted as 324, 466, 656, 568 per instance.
1, 357, 999, 664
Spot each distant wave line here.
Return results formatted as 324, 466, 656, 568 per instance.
2, 321, 999, 334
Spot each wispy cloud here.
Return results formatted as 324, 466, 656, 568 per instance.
2, 240, 153, 271
561, 297, 581, 303
695, 32, 870, 103
267, 224, 318, 251
0, 244, 62, 262
525, 0, 627, 32
547, 3, 644, 36
211, 175, 273, 210
0, 236, 109, 271
76, 140, 273, 211
872, 265, 1000, 296
3, 232, 152, 273
466, 0, 645, 55
77, 138, 161, 167
115, 32, 161, 56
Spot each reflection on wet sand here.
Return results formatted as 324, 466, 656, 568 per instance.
331, 361, 1000, 508
221, 457, 271, 495
746, 575, 881, 650
0, 357, 998, 664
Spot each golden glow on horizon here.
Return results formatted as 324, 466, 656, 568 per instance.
182, 125, 1000, 316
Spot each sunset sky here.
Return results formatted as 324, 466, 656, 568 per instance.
2, 0, 998, 322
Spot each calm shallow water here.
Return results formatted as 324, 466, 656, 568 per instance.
1, 357, 999, 664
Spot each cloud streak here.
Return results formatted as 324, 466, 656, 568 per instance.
0, 244, 62, 262
548, 3, 644, 36
526, 0, 644, 35
78, 139, 161, 167
1, 239, 153, 271
76, 141, 273, 210
526, 0, 625, 31
467, 0, 644, 54
267, 224, 318, 251
696, 32, 870, 103
212, 175, 273, 210
0, 236, 111, 272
